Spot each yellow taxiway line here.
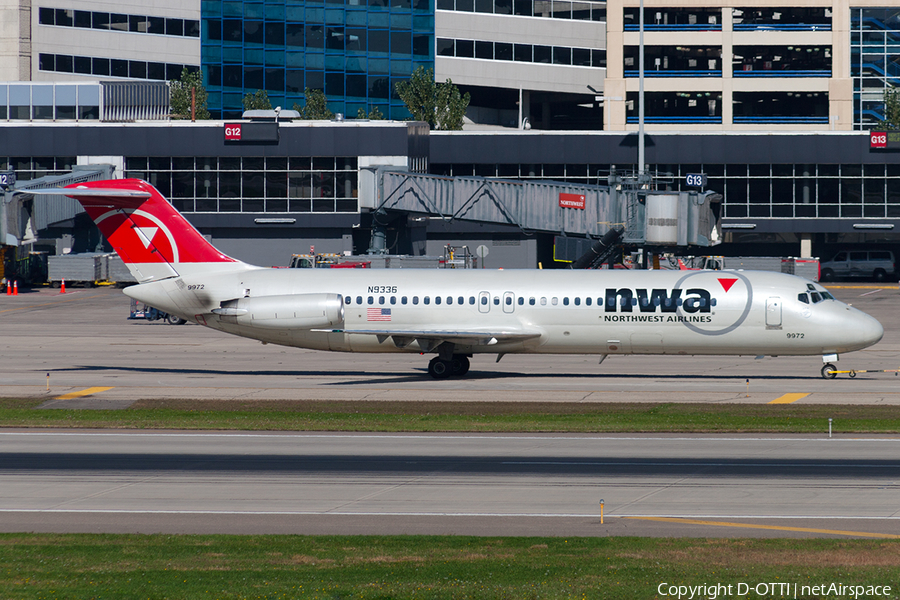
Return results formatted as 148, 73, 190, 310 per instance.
627, 517, 900, 538
53, 387, 114, 400
768, 392, 810, 405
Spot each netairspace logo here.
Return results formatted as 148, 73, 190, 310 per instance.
656, 582, 893, 599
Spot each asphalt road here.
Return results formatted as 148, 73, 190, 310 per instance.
2, 284, 900, 404
1, 430, 899, 538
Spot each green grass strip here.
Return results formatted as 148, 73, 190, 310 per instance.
4, 399, 900, 432
2, 534, 899, 599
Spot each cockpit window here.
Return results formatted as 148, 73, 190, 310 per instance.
821, 291, 834, 300
798, 293, 809, 304
810, 292, 822, 303
807, 284, 816, 291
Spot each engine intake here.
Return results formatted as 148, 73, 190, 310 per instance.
212, 293, 344, 329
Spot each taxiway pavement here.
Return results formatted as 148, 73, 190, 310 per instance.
2, 285, 900, 404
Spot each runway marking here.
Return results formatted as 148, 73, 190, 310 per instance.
53, 387, 114, 400
768, 393, 809, 405
627, 516, 900, 538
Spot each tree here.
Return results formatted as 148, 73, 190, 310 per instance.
394, 66, 470, 130
169, 68, 210, 120
242, 89, 272, 111
879, 87, 900, 130
356, 106, 385, 120
292, 88, 334, 120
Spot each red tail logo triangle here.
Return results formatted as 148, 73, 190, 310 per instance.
718, 278, 738, 292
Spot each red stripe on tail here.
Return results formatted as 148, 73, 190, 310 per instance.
64, 179, 235, 265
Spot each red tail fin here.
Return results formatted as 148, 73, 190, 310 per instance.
64, 179, 236, 270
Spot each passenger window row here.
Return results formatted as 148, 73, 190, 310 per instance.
344, 295, 716, 307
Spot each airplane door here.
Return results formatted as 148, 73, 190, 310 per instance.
766, 297, 782, 328
502, 291, 515, 313
478, 291, 491, 313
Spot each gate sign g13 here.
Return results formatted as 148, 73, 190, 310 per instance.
685, 173, 707, 188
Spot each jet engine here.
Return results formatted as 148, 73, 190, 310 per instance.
212, 293, 344, 329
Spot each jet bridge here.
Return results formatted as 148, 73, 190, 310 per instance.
363, 169, 722, 255
1, 165, 115, 283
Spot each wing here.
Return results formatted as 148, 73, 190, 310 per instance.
317, 327, 542, 352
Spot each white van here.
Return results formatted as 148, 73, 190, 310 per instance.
820, 250, 897, 282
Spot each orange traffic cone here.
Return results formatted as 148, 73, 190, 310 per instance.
60, 279, 66, 294
12, 281, 18, 296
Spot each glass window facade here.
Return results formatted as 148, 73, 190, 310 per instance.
0, 156, 76, 179
124, 156, 360, 213
851, 8, 900, 129
437, 0, 605, 21
39, 7, 200, 37
0, 83, 101, 121
429, 162, 900, 219
39, 54, 197, 83
624, 7, 720, 30
439, 38, 605, 68
202, 0, 435, 120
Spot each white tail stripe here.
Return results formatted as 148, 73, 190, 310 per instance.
94, 208, 181, 264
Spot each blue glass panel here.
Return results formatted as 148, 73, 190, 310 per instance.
266, 3, 286, 18
206, 46, 222, 61
369, 11, 389, 27
245, 48, 265, 64
368, 57, 389, 73
392, 14, 411, 28
346, 10, 367, 25
346, 55, 366, 71
244, 3, 265, 18
391, 59, 412, 75
203, 1, 223, 16
325, 54, 343, 69
325, 8, 345, 22
307, 53, 325, 68
413, 15, 433, 30
306, 7, 325, 21
286, 6, 304, 19
223, 1, 243, 16
266, 50, 285, 65
286, 51, 305, 66
223, 46, 243, 61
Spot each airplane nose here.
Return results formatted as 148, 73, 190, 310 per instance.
846, 309, 884, 350
861, 313, 885, 347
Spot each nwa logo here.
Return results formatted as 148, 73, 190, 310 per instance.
603, 273, 753, 336
604, 288, 712, 314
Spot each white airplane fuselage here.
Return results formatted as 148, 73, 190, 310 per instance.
126, 266, 882, 358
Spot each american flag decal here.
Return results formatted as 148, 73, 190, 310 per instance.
367, 308, 392, 321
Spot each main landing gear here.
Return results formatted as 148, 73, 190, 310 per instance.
428, 354, 470, 379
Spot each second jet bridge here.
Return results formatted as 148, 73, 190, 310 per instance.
362, 169, 721, 252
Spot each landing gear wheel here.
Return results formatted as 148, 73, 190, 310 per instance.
428, 357, 452, 379
821, 364, 837, 379
450, 355, 470, 377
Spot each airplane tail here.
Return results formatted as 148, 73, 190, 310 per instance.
62, 179, 243, 282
